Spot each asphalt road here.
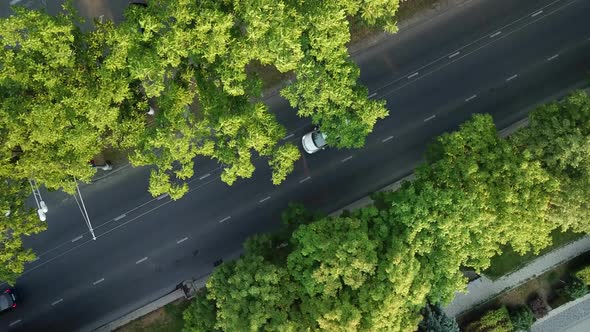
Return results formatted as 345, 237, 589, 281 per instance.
1, 0, 590, 331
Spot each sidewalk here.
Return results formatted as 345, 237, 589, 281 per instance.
444, 236, 590, 317
532, 292, 590, 332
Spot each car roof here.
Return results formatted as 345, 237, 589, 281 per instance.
0, 293, 12, 311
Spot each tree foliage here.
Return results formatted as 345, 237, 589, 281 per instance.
512, 91, 590, 233
0, 179, 46, 284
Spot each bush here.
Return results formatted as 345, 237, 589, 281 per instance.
559, 276, 589, 300
575, 266, 590, 285
466, 306, 513, 332
528, 295, 549, 319
510, 306, 535, 332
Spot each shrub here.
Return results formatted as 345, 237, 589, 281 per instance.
559, 276, 589, 300
466, 306, 513, 332
510, 306, 535, 332
575, 266, 590, 285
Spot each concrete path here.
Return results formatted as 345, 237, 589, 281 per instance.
444, 237, 590, 317
532, 292, 590, 332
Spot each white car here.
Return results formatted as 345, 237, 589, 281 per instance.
301, 130, 328, 154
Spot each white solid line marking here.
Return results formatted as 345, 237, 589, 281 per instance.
299, 176, 311, 183
71, 235, 83, 243
465, 94, 478, 102
547, 54, 559, 61
341, 156, 353, 163
259, 196, 271, 203
9, 320, 22, 327
282, 133, 294, 140
199, 173, 211, 180
176, 237, 189, 244
368, 92, 377, 98
218, 216, 231, 223
157, 193, 169, 200
382, 136, 394, 143
424, 115, 436, 122
490, 31, 502, 38
93, 278, 105, 285
114, 214, 126, 221
136, 257, 148, 264
51, 298, 64, 306
407, 72, 419, 79
506, 74, 518, 82
531, 10, 543, 17
448, 51, 460, 59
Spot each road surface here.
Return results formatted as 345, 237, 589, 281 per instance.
1, 0, 589, 330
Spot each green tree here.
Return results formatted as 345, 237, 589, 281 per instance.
418, 303, 460, 332
0, 179, 46, 284
421, 114, 557, 259
0, 6, 145, 193
183, 290, 219, 332
205, 254, 298, 331
107, 0, 300, 197
512, 91, 590, 233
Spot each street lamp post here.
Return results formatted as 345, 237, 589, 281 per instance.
29, 178, 47, 221
73, 177, 96, 241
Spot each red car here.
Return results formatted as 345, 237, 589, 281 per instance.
0, 288, 16, 313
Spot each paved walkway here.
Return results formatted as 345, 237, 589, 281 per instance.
532, 292, 590, 332
444, 236, 590, 317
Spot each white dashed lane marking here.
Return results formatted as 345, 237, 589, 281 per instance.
199, 173, 211, 180
465, 94, 478, 102
382, 136, 394, 143
407, 72, 419, 79
506, 74, 518, 82
93, 278, 105, 285
218, 216, 231, 223
114, 214, 126, 221
71, 235, 83, 243
424, 115, 436, 122
9, 320, 22, 327
448, 51, 460, 59
136, 257, 148, 264
176, 237, 189, 244
299, 176, 311, 183
490, 31, 502, 38
341, 156, 353, 163
51, 298, 64, 306
259, 196, 271, 203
